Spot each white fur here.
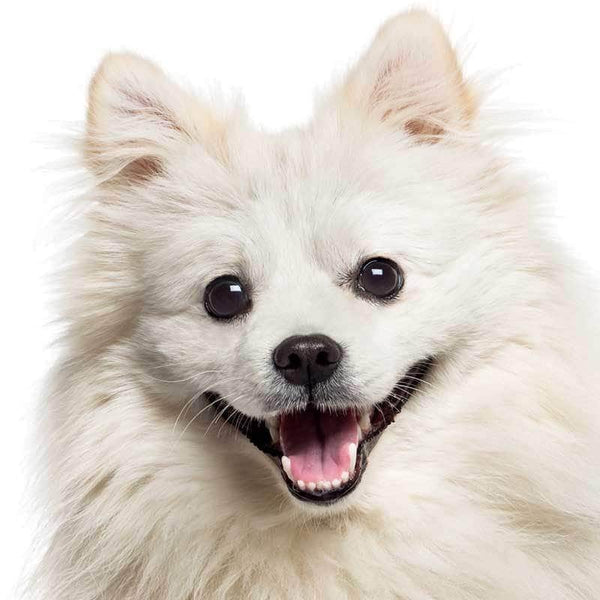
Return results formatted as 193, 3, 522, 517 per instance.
32, 11, 600, 599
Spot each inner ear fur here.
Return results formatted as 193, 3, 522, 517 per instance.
339, 10, 477, 141
84, 53, 227, 184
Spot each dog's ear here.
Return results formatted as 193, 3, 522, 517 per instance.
338, 11, 476, 140
85, 53, 223, 184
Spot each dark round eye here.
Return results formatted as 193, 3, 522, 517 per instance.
357, 258, 404, 299
204, 276, 251, 319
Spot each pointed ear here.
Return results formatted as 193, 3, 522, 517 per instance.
85, 53, 223, 183
339, 11, 476, 140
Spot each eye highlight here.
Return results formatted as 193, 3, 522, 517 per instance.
357, 258, 404, 299
204, 276, 251, 319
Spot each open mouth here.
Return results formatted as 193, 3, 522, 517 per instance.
204, 357, 434, 505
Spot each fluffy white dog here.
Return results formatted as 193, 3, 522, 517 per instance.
34, 10, 600, 599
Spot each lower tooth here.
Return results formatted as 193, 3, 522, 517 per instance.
348, 443, 357, 473
282, 456, 293, 480
332, 479, 341, 489
297, 480, 305, 490
308, 482, 316, 492
323, 481, 332, 491
341, 471, 349, 483
316, 481, 325, 491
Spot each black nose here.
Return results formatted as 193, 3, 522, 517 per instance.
273, 334, 343, 386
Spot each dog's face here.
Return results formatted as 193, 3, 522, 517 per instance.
85, 13, 523, 508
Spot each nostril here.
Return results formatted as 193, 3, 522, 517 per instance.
288, 353, 302, 370
316, 350, 333, 366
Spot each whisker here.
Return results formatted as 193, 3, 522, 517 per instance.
146, 369, 249, 385
374, 403, 386, 422
171, 375, 260, 439
175, 393, 236, 443
171, 390, 202, 436
202, 401, 239, 438
217, 403, 248, 439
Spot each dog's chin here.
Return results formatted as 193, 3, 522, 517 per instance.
203, 357, 435, 506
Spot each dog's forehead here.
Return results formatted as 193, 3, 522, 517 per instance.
232, 129, 390, 238
164, 127, 454, 289
233, 151, 384, 272
235, 187, 361, 283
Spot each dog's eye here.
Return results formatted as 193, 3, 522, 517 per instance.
204, 276, 251, 319
357, 258, 404, 299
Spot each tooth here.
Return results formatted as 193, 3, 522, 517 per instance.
316, 481, 325, 491
332, 479, 341, 489
341, 471, 349, 483
359, 411, 371, 433
307, 482, 316, 492
348, 443, 357, 474
281, 456, 293, 481
297, 480, 306, 490
323, 481, 332, 491
266, 416, 279, 443
268, 424, 279, 443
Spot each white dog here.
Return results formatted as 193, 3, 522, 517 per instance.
34, 10, 600, 599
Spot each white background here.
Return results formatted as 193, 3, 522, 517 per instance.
2, 1, 599, 597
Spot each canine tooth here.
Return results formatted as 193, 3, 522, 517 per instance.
307, 482, 316, 492
323, 480, 332, 491
297, 480, 306, 490
359, 411, 371, 433
341, 471, 349, 483
348, 443, 357, 474
332, 478, 341, 489
266, 416, 279, 443
268, 424, 279, 443
281, 456, 293, 481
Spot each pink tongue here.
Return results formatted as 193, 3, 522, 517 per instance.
280, 406, 359, 483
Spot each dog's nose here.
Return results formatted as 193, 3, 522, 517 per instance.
273, 334, 343, 386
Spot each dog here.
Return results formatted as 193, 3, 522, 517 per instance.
33, 10, 600, 599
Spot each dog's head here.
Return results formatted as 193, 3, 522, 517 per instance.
81, 12, 531, 509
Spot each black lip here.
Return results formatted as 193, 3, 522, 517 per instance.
204, 357, 435, 505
